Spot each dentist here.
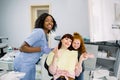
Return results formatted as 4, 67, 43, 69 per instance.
13, 13, 57, 80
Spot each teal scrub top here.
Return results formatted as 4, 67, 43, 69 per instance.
13, 28, 48, 80
20, 28, 48, 63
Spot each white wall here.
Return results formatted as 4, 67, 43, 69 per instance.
0, 0, 89, 48
88, 0, 120, 42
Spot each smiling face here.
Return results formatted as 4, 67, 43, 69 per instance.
61, 37, 72, 49
44, 16, 54, 31
72, 39, 81, 50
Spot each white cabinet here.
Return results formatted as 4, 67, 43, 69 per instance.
85, 42, 120, 79
96, 45, 119, 77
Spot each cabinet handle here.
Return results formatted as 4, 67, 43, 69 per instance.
112, 24, 120, 29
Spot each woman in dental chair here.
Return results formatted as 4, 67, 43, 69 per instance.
46, 33, 83, 80
45, 33, 94, 80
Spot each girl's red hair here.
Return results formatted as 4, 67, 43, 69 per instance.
73, 32, 86, 53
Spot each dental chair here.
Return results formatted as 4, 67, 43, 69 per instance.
40, 54, 52, 80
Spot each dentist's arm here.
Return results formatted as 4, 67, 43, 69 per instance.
19, 42, 41, 53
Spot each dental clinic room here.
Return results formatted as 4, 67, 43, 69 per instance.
0, 0, 120, 80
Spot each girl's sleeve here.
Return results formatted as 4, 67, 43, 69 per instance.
46, 51, 54, 66
46, 52, 58, 75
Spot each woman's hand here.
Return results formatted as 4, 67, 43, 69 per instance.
87, 53, 95, 58
52, 47, 58, 54
52, 47, 61, 59
20, 42, 40, 53
41, 47, 51, 54
80, 52, 95, 61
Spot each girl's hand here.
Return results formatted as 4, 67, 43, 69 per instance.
82, 53, 89, 60
52, 47, 60, 59
81, 53, 95, 61
86, 53, 95, 58
52, 47, 58, 54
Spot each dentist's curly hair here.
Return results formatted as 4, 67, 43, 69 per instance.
35, 13, 57, 33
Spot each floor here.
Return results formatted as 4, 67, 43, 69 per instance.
0, 63, 119, 80
0, 51, 119, 80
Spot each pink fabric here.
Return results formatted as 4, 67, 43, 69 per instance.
49, 64, 75, 80
53, 69, 75, 80
49, 64, 57, 75
49, 64, 82, 79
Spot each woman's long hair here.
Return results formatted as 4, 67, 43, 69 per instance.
72, 32, 86, 53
